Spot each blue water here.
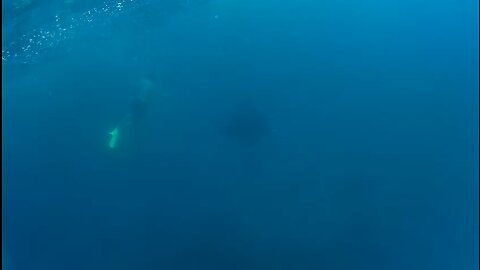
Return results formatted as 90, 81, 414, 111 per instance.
2, 0, 478, 269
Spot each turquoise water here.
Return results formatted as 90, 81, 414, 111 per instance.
2, 0, 478, 269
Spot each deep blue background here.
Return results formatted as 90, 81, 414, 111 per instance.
2, 0, 479, 269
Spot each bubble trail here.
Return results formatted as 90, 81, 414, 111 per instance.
2, 0, 150, 65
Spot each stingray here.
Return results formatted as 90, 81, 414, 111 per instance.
223, 101, 270, 146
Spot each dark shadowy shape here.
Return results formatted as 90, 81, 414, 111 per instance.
224, 101, 270, 146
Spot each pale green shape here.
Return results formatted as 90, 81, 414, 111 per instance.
108, 127, 119, 149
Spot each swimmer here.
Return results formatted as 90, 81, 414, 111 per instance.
108, 78, 157, 149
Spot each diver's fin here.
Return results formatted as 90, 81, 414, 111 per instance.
108, 127, 119, 149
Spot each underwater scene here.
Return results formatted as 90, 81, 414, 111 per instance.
2, 0, 479, 269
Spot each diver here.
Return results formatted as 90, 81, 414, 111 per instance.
108, 78, 157, 149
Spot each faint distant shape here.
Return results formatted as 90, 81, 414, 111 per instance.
223, 101, 271, 146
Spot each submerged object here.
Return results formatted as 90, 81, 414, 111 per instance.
106, 78, 157, 150
224, 101, 270, 146
108, 127, 119, 149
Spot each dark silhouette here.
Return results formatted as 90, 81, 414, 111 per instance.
224, 101, 270, 146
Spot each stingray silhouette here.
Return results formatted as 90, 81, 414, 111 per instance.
224, 101, 270, 146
